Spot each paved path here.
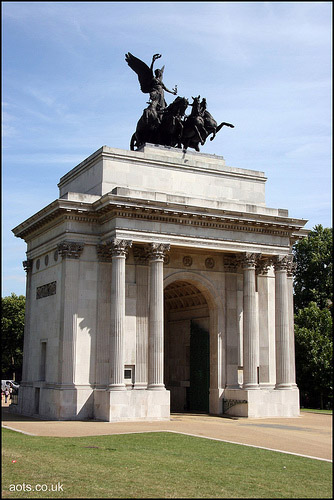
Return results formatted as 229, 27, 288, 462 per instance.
2, 406, 332, 461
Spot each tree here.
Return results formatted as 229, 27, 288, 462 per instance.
292, 225, 333, 409
294, 302, 332, 409
293, 225, 332, 313
1, 293, 25, 381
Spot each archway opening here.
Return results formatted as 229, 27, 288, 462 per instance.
164, 280, 210, 413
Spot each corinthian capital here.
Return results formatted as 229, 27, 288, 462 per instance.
273, 254, 293, 272
147, 242, 170, 261
239, 252, 262, 269
256, 257, 272, 276
112, 239, 132, 257
133, 245, 149, 265
287, 258, 297, 277
223, 255, 238, 272
57, 241, 84, 259
23, 259, 33, 273
97, 239, 132, 261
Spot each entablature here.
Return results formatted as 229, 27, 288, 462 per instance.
13, 190, 308, 242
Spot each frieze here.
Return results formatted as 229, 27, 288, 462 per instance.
112, 209, 292, 237
115, 227, 291, 253
36, 281, 57, 299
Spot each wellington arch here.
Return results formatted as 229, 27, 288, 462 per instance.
12, 144, 308, 421
164, 271, 222, 415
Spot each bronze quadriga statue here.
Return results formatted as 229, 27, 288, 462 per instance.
125, 52, 234, 152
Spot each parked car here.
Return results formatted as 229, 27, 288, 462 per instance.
1, 380, 20, 392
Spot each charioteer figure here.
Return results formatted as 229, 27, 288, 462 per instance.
125, 52, 177, 110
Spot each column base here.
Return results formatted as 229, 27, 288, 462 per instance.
147, 384, 166, 391
242, 383, 260, 390
108, 384, 126, 391
275, 383, 293, 390
12, 384, 94, 420
134, 383, 148, 390
223, 387, 300, 418
94, 388, 170, 421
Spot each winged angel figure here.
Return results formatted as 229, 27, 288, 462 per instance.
125, 52, 177, 109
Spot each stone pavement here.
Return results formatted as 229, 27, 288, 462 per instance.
2, 405, 332, 462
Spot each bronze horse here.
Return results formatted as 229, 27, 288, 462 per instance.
181, 97, 234, 151
131, 96, 189, 150
200, 98, 234, 141
130, 99, 161, 150
181, 96, 208, 151
157, 96, 189, 148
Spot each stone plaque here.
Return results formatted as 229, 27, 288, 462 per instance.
36, 281, 57, 299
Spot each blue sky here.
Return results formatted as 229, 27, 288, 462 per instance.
2, 1, 332, 297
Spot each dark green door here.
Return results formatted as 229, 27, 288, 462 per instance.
189, 322, 210, 412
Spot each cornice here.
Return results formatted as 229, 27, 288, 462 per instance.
12, 199, 97, 240
12, 194, 309, 242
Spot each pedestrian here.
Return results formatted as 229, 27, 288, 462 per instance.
9, 386, 13, 400
4, 388, 9, 403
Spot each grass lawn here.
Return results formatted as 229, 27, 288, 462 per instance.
2, 429, 332, 498
300, 408, 332, 415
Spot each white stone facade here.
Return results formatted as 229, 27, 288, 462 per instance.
13, 145, 308, 421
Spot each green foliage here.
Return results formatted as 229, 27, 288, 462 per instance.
293, 225, 332, 313
1, 293, 25, 380
292, 225, 333, 409
294, 302, 333, 408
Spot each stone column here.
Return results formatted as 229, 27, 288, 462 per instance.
224, 255, 239, 389
108, 239, 132, 390
287, 257, 297, 388
21, 259, 33, 384
133, 246, 149, 389
240, 252, 261, 389
95, 243, 113, 388
274, 255, 292, 389
57, 241, 85, 386
147, 243, 170, 390
256, 258, 274, 387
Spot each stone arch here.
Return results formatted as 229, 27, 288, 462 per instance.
163, 271, 225, 414
164, 271, 223, 311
